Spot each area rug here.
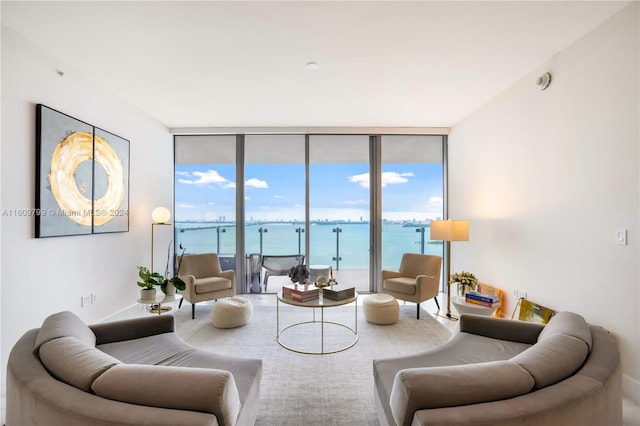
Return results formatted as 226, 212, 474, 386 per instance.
173, 299, 452, 426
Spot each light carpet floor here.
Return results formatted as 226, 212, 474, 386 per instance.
173, 301, 452, 426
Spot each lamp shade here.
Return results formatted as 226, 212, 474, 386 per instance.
151, 207, 171, 224
430, 220, 469, 241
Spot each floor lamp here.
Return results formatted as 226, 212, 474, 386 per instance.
429, 219, 469, 320
151, 207, 171, 273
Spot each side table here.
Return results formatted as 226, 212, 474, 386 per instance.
451, 296, 500, 316
137, 293, 180, 315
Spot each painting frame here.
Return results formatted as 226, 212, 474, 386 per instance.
35, 104, 130, 237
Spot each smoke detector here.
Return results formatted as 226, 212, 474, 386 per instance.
536, 72, 552, 90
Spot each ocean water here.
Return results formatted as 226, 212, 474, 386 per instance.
175, 222, 443, 270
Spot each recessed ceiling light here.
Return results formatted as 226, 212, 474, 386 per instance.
305, 62, 320, 71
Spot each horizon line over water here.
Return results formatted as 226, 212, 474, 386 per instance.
175, 221, 442, 270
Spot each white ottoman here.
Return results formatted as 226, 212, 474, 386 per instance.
211, 297, 253, 328
363, 293, 399, 325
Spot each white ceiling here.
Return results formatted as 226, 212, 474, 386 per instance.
1, 1, 631, 129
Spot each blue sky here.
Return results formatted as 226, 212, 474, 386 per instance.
175, 163, 442, 222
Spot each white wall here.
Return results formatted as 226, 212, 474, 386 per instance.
450, 2, 639, 388
0, 26, 174, 403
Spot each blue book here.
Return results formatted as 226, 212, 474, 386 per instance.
465, 291, 500, 303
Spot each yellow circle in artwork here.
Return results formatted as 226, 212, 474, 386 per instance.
49, 131, 125, 227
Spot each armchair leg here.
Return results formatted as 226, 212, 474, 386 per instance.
434, 297, 440, 311
192, 303, 195, 320
178, 297, 184, 309
417, 303, 420, 320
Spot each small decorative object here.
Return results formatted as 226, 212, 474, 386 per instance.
328, 266, 338, 287
450, 271, 478, 297
315, 275, 329, 287
288, 264, 309, 284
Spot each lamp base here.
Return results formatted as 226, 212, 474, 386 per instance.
436, 311, 459, 321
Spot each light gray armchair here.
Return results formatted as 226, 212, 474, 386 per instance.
381, 253, 442, 319
177, 253, 235, 319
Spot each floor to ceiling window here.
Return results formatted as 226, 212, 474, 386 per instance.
244, 135, 306, 292
174, 132, 445, 294
380, 135, 444, 270
174, 135, 237, 272
309, 135, 371, 292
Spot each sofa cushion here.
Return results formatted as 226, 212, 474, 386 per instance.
538, 311, 592, 352
390, 360, 534, 426
511, 333, 589, 389
33, 311, 96, 356
39, 336, 121, 392
92, 363, 241, 426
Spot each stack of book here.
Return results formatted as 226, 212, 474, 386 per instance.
322, 286, 355, 301
282, 284, 320, 302
465, 291, 500, 308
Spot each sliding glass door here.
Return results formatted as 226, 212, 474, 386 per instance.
244, 135, 306, 292
380, 135, 444, 270
174, 135, 237, 272
309, 135, 371, 293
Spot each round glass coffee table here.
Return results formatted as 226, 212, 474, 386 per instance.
276, 289, 358, 355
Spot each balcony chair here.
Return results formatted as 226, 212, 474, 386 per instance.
261, 254, 305, 291
381, 253, 442, 319
177, 253, 235, 319
246, 253, 262, 293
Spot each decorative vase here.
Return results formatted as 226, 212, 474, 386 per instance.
140, 288, 156, 302
163, 282, 176, 297
457, 283, 467, 298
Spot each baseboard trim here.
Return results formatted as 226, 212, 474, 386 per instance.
98, 303, 137, 322
623, 374, 640, 404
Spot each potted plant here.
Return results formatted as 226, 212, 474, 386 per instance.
160, 243, 187, 296
288, 264, 310, 285
137, 243, 187, 300
450, 271, 478, 297
137, 266, 164, 302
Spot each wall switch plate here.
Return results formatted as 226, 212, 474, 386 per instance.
616, 230, 627, 245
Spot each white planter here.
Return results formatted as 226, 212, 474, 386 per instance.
140, 288, 156, 302
163, 282, 176, 297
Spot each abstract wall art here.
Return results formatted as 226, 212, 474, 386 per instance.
35, 104, 130, 237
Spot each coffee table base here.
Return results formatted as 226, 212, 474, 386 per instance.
276, 299, 358, 355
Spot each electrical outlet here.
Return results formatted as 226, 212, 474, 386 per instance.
91, 293, 96, 304
514, 289, 527, 300
81, 295, 91, 307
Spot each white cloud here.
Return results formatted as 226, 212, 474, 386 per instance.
274, 195, 286, 199
175, 171, 190, 176
349, 173, 369, 188
338, 199, 368, 206
349, 171, 414, 189
382, 171, 414, 187
245, 178, 268, 189
179, 170, 230, 186
176, 203, 196, 209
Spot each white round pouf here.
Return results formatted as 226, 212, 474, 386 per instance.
363, 293, 399, 325
211, 297, 253, 329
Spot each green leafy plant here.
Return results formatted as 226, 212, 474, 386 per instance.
136, 265, 186, 292
137, 266, 165, 290
137, 242, 187, 293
